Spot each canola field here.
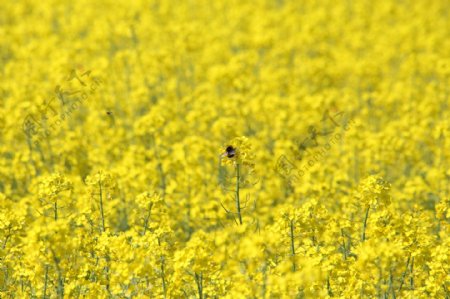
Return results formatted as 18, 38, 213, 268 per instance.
1, 0, 449, 298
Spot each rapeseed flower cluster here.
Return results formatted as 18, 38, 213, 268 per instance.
0, 0, 449, 297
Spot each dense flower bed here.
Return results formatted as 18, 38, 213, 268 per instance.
0, 0, 449, 297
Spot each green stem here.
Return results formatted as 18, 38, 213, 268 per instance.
43, 265, 48, 299
54, 201, 58, 221
160, 259, 167, 299
442, 284, 450, 298
143, 202, 153, 235
98, 181, 105, 232
389, 271, 396, 299
289, 219, 296, 272
105, 255, 111, 294
3, 232, 10, 249
341, 229, 347, 260
398, 255, 411, 292
26, 136, 39, 176
261, 262, 267, 299
362, 206, 370, 241
50, 248, 64, 299
235, 163, 242, 224
2, 264, 8, 291
327, 275, 333, 297
158, 238, 167, 299
195, 272, 203, 299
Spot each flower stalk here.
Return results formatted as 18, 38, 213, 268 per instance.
361, 206, 370, 241
290, 219, 296, 272
235, 163, 243, 225
98, 181, 105, 232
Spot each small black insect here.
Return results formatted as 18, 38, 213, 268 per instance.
106, 111, 113, 115
224, 145, 236, 158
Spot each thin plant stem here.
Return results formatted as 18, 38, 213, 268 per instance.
235, 163, 243, 224
43, 265, 48, 299
54, 201, 58, 221
50, 247, 64, 299
142, 202, 153, 235
261, 262, 267, 299
341, 229, 347, 260
158, 238, 167, 299
389, 270, 396, 299
3, 232, 10, 250
398, 255, 411, 292
327, 275, 333, 297
289, 219, 296, 272
195, 272, 203, 299
361, 206, 370, 241
98, 181, 105, 232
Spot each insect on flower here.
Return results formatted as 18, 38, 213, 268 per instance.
222, 145, 236, 158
